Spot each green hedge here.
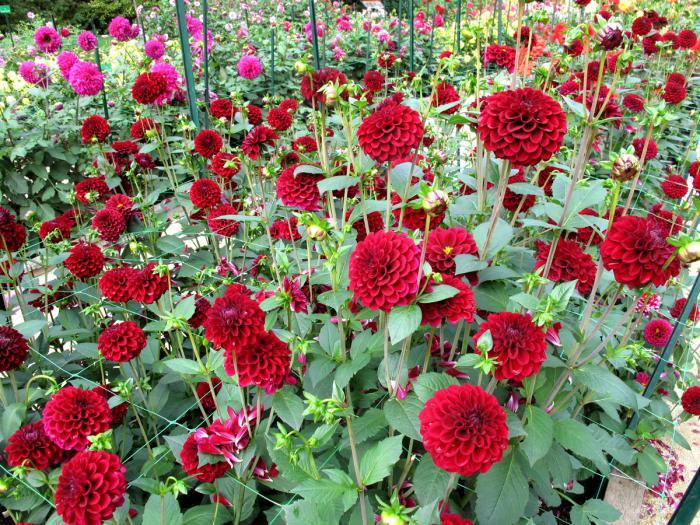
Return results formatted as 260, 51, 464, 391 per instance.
6, 0, 137, 31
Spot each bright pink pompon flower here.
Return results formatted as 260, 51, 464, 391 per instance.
193, 406, 259, 466
237, 55, 263, 79
68, 61, 104, 96
77, 31, 98, 51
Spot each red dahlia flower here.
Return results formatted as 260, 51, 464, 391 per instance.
210, 98, 234, 120
678, 29, 697, 49
300, 67, 348, 105
194, 129, 223, 158
180, 433, 230, 482
279, 98, 299, 113
292, 135, 318, 153
42, 386, 112, 450
478, 88, 567, 166
92, 208, 126, 242
224, 330, 291, 394
211, 152, 241, 180
358, 103, 424, 163
600, 215, 680, 288
432, 82, 460, 114
661, 174, 688, 199
99, 266, 137, 302
503, 172, 536, 213
106, 194, 137, 219
662, 82, 687, 105
276, 164, 323, 211
190, 178, 222, 209
473, 312, 548, 381
483, 44, 516, 72
631, 16, 652, 36
270, 217, 301, 240
6, 421, 63, 470
75, 176, 110, 204
267, 107, 292, 131
633, 138, 658, 160
420, 274, 476, 327
92, 385, 128, 424
439, 513, 474, 525
127, 263, 169, 304
670, 298, 700, 322
196, 377, 222, 412
208, 204, 241, 237
643, 319, 673, 347
241, 125, 279, 160
348, 230, 421, 312
0, 325, 29, 372
188, 295, 212, 329
425, 227, 480, 284
98, 321, 146, 362
81, 115, 110, 143
55, 451, 126, 525
64, 242, 105, 279
129, 117, 159, 140
351, 211, 384, 241
363, 70, 384, 92
534, 239, 597, 294
131, 72, 168, 104
203, 291, 265, 351
681, 386, 700, 415
622, 94, 645, 113
419, 384, 508, 476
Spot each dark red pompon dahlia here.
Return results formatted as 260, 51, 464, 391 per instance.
473, 312, 547, 381
478, 88, 567, 166
92, 208, 126, 242
194, 129, 223, 158
81, 115, 110, 144
127, 263, 170, 304
203, 291, 265, 351
533, 239, 597, 295
224, 330, 291, 394
419, 384, 508, 476
300, 67, 348, 105
42, 386, 112, 450
357, 103, 424, 163
64, 242, 105, 279
276, 164, 323, 211
600, 215, 680, 288
131, 72, 167, 104
426, 227, 480, 283
98, 321, 147, 362
681, 386, 700, 415
99, 266, 137, 302
348, 230, 421, 312
439, 513, 474, 525
190, 178, 222, 209
0, 325, 29, 372
208, 204, 241, 237
6, 421, 63, 470
420, 274, 476, 327
55, 451, 126, 525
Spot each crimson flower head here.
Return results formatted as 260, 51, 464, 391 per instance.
643, 319, 673, 347
348, 230, 421, 312
130, 117, 159, 140
276, 164, 323, 211
127, 263, 170, 304
479, 88, 567, 166
64, 242, 105, 279
190, 178, 222, 209
473, 312, 548, 381
357, 103, 424, 163
661, 174, 688, 199
420, 274, 476, 327
0, 325, 29, 372
92, 208, 126, 242
267, 107, 292, 131
38, 217, 71, 242
432, 82, 460, 114
600, 215, 680, 288
440, 514, 474, 525
483, 44, 516, 72
224, 330, 291, 394
196, 377, 221, 411
211, 152, 241, 180
6, 421, 62, 470
363, 70, 384, 92
241, 125, 279, 160
681, 386, 700, 415
208, 204, 240, 237
99, 266, 137, 302
81, 115, 110, 143
98, 321, 146, 362
204, 290, 265, 351
75, 176, 109, 204
670, 298, 700, 322
55, 451, 126, 525
181, 433, 230, 482
419, 384, 508, 476
210, 98, 235, 120
300, 67, 348, 105
193, 406, 258, 465
194, 129, 223, 158
280, 276, 309, 313
42, 386, 112, 450
131, 72, 168, 104
534, 239, 597, 295
425, 227, 479, 284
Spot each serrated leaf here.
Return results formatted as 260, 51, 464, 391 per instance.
317, 176, 358, 194
413, 455, 452, 505
475, 450, 528, 525
554, 419, 609, 473
388, 304, 422, 344
142, 493, 183, 525
384, 395, 423, 440
360, 435, 403, 486
272, 387, 305, 430
412, 372, 459, 403
418, 284, 459, 303
292, 470, 358, 512
573, 365, 645, 410
521, 406, 553, 466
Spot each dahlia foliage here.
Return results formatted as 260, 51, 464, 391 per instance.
1, 1, 699, 524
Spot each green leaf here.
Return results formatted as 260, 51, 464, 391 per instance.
360, 435, 403, 486
384, 395, 423, 441
342, 409, 386, 447
554, 419, 609, 473
182, 505, 228, 525
454, 354, 480, 368
570, 499, 622, 525
637, 445, 666, 485
475, 450, 528, 525
317, 176, 358, 194
14, 319, 47, 338
156, 235, 185, 254
418, 285, 459, 303
388, 305, 422, 344
142, 493, 183, 525
573, 365, 645, 410
413, 455, 452, 506
335, 351, 371, 389
454, 254, 489, 275
292, 469, 358, 512
1, 403, 25, 441
162, 358, 201, 375
272, 387, 305, 430
473, 218, 513, 258
173, 296, 196, 320
521, 406, 553, 466
413, 372, 459, 403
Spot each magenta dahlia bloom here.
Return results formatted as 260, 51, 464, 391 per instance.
77, 31, 98, 51
237, 55, 263, 79
19, 61, 51, 87
57, 51, 78, 80
34, 26, 62, 53
68, 61, 104, 96
643, 319, 673, 347
150, 61, 180, 105
108, 16, 138, 41
144, 39, 166, 60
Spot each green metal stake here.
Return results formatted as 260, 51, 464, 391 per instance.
455, 0, 461, 53
408, 0, 414, 71
4, 14, 15, 51
497, 0, 503, 44
271, 26, 276, 96
202, 0, 210, 128
669, 468, 700, 525
364, 24, 371, 74
175, 0, 200, 130
133, 0, 147, 45
93, 32, 110, 120
308, 0, 321, 70
397, 0, 402, 56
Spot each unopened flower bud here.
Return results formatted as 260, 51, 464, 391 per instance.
380, 512, 406, 525
679, 241, 700, 264
597, 23, 624, 51
611, 154, 640, 182
323, 84, 338, 106
294, 61, 307, 74
422, 190, 449, 216
306, 225, 325, 240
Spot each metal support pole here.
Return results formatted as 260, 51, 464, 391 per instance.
202, 0, 210, 128
408, 0, 414, 71
175, 0, 200, 130
455, 0, 461, 53
308, 0, 321, 70
93, 31, 109, 120
497, 0, 503, 44
271, 26, 276, 96
668, 466, 700, 525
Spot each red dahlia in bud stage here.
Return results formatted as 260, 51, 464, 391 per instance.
0, 326, 29, 372
180, 433, 230, 482
204, 291, 265, 351
473, 312, 547, 381
643, 318, 673, 348
670, 298, 700, 322
300, 67, 348, 105
129, 117, 159, 140
681, 386, 700, 415
75, 176, 109, 204
210, 98, 234, 120
631, 16, 652, 36
426, 227, 480, 283
190, 178, 222, 209
363, 69, 384, 92
661, 174, 688, 199
99, 266, 137, 302
420, 274, 476, 327
98, 321, 146, 362
128, 263, 169, 304
80, 115, 110, 143
478, 88, 567, 166
534, 239, 597, 295
348, 230, 421, 312
194, 129, 223, 158
419, 384, 508, 476
431, 82, 460, 114
6, 421, 63, 470
92, 208, 126, 242
196, 377, 222, 412
633, 137, 658, 160
131, 72, 168, 104
241, 125, 279, 160
276, 164, 323, 211
357, 103, 424, 163
64, 242, 105, 279
224, 330, 291, 394
207, 204, 241, 237
55, 451, 126, 525
678, 29, 698, 49
600, 215, 680, 288
439, 514, 474, 525
267, 107, 292, 131
42, 386, 112, 450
